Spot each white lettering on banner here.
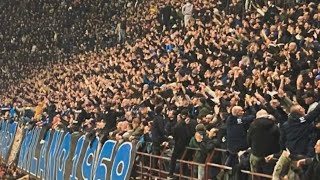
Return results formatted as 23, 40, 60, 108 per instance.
14, 127, 136, 180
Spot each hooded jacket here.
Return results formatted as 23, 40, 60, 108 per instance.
247, 116, 280, 157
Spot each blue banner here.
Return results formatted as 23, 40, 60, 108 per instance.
0, 120, 18, 163
0, 125, 137, 180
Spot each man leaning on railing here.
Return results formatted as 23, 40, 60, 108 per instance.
188, 124, 219, 180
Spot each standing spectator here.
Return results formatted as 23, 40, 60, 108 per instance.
247, 109, 280, 179
74, 103, 89, 131
189, 124, 217, 179
181, 0, 193, 27
151, 105, 166, 174
34, 101, 45, 121
165, 109, 177, 137
151, 105, 166, 155
301, 92, 319, 113
46, 100, 57, 124
226, 105, 256, 166
9, 103, 17, 118
207, 127, 222, 179
197, 97, 212, 120
115, 18, 126, 44
296, 139, 320, 180
95, 120, 108, 141
279, 102, 320, 158
123, 118, 143, 142
168, 110, 193, 179
159, 3, 173, 30
103, 104, 120, 136
189, 123, 206, 179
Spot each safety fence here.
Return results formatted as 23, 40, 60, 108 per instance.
134, 146, 273, 180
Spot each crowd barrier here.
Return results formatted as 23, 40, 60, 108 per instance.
0, 119, 273, 180
0, 120, 136, 180
134, 145, 273, 180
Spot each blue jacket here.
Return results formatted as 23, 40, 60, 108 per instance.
9, 107, 16, 118
227, 112, 255, 153
280, 103, 320, 157
143, 75, 161, 87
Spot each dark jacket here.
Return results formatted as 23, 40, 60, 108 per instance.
47, 103, 56, 123
151, 114, 166, 143
303, 154, 320, 180
173, 121, 192, 151
227, 113, 255, 153
280, 103, 320, 156
198, 103, 211, 118
75, 108, 89, 127
104, 109, 119, 132
189, 136, 218, 163
165, 118, 177, 137
188, 105, 199, 119
160, 5, 172, 22
247, 116, 280, 157
187, 118, 197, 137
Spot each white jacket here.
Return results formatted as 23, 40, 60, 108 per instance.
182, 2, 193, 15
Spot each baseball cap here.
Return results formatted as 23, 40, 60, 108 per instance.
195, 123, 206, 135
302, 91, 315, 99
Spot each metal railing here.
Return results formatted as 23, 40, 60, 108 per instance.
134, 146, 273, 180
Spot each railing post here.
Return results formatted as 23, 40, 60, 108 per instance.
179, 160, 182, 180
140, 153, 143, 179
179, 149, 188, 180
149, 152, 152, 180
190, 164, 193, 180
204, 162, 208, 180
158, 155, 161, 178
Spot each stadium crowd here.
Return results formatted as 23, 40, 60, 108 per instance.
0, 164, 25, 179
0, 0, 320, 179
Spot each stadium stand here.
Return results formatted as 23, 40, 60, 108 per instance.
0, 0, 320, 179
